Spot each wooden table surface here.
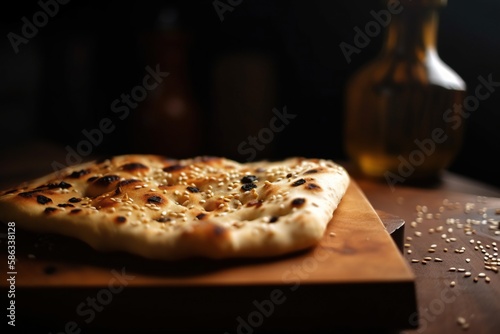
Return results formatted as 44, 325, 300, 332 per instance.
350, 168, 500, 334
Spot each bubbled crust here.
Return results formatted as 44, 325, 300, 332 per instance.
0, 155, 350, 260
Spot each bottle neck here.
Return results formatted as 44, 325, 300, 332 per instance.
382, 6, 439, 60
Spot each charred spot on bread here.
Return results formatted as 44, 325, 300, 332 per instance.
303, 169, 319, 174
121, 162, 148, 172
37, 195, 52, 205
241, 183, 257, 192
35, 181, 72, 190
115, 216, 127, 224
292, 179, 306, 187
291, 198, 306, 207
147, 195, 164, 204
186, 186, 200, 193
196, 213, 207, 220
119, 179, 140, 187
18, 190, 39, 198
68, 197, 82, 203
306, 183, 321, 191
87, 176, 99, 183
57, 181, 72, 189
181, 222, 229, 241
163, 164, 185, 173
269, 216, 279, 223
3, 188, 18, 195
94, 175, 120, 187
241, 175, 258, 184
213, 225, 226, 236
70, 209, 82, 214
68, 169, 90, 178
47, 181, 72, 189
44, 207, 57, 214
157, 217, 171, 223
57, 203, 74, 208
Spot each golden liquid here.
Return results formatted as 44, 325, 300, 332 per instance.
344, 64, 466, 181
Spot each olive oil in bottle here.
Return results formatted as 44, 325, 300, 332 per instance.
344, 0, 466, 183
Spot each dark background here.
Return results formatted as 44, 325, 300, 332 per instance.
0, 0, 499, 187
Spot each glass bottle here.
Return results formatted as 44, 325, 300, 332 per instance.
343, 0, 466, 182
133, 5, 202, 158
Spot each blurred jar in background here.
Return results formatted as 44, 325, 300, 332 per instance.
344, 0, 466, 183
133, 5, 202, 158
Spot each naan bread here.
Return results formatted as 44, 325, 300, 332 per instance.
0, 155, 349, 260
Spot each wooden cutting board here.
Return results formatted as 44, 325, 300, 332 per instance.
2, 180, 417, 333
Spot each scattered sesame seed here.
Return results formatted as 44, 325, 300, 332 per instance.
464, 272, 471, 277
411, 259, 420, 263
450, 281, 456, 287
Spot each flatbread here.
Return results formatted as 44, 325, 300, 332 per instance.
0, 155, 350, 260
